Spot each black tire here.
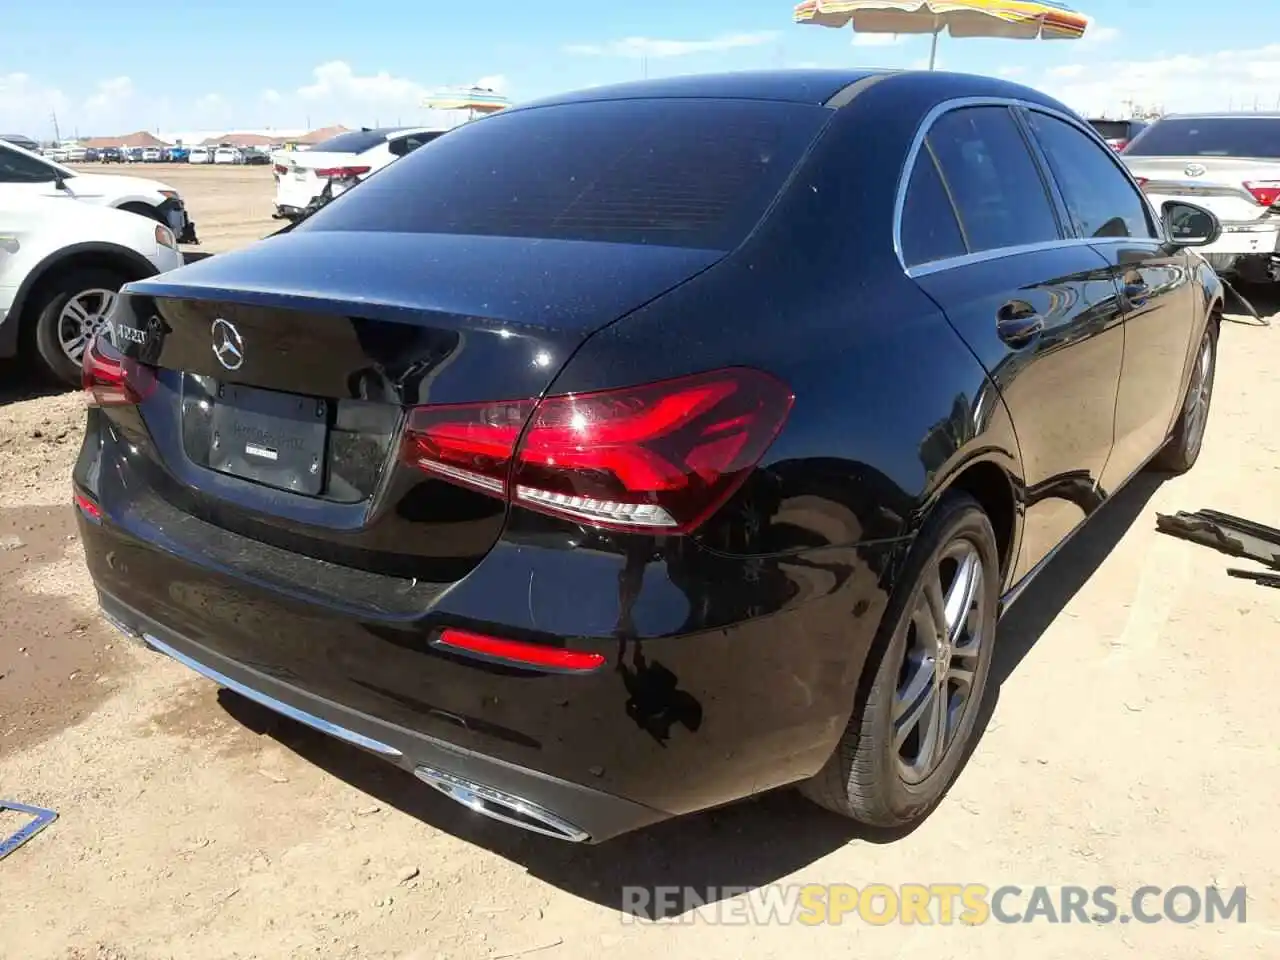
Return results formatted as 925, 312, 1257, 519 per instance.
800, 491, 999, 828
1150, 319, 1217, 474
28, 265, 132, 387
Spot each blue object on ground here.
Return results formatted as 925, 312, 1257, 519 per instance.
0, 801, 57, 861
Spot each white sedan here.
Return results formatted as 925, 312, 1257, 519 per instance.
271, 126, 451, 220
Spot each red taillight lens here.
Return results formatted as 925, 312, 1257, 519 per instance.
1133, 176, 1149, 187
313, 165, 371, 179
273, 163, 287, 175
82, 335, 156, 407
435, 627, 605, 672
401, 368, 793, 534
1244, 181, 1280, 207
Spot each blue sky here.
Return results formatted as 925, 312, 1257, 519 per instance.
3, 0, 1278, 138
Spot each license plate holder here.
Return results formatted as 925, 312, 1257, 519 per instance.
208, 383, 329, 495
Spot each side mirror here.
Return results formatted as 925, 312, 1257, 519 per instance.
53, 173, 68, 190
1162, 200, 1221, 248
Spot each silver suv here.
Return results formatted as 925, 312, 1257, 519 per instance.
1122, 113, 1280, 283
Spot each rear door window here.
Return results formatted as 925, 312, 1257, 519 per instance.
295, 98, 831, 250
900, 147, 967, 267
1025, 110, 1158, 240
387, 131, 445, 158
925, 106, 1062, 254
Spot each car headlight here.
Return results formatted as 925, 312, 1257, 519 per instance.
155, 224, 178, 250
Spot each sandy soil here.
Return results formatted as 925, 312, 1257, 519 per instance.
1, 168, 1279, 959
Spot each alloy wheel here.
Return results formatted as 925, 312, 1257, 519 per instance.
1183, 331, 1213, 456
58, 288, 118, 366
893, 538, 988, 785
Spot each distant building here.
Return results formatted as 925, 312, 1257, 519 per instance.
81, 131, 170, 149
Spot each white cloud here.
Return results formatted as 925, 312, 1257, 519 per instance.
565, 31, 779, 59
997, 66, 1026, 78
0, 73, 68, 137
1079, 17, 1120, 44
852, 32, 902, 47
473, 74, 507, 93
84, 76, 133, 112
298, 60, 426, 106
261, 88, 282, 104
1038, 43, 1280, 116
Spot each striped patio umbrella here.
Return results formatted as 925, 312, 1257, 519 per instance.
794, 0, 1089, 69
422, 87, 512, 120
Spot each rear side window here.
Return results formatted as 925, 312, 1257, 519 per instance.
388, 131, 445, 158
308, 129, 397, 154
926, 106, 1061, 254
1026, 111, 1157, 240
900, 146, 967, 266
296, 98, 830, 250
1089, 120, 1131, 141
1125, 117, 1280, 158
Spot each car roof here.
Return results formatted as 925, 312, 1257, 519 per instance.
1158, 112, 1280, 120
502, 68, 1073, 117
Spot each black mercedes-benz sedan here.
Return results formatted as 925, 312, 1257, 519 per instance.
77, 69, 1225, 843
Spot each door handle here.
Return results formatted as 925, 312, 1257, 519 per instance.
996, 302, 1044, 347
1123, 280, 1149, 307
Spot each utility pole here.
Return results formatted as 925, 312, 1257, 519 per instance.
51, 109, 61, 143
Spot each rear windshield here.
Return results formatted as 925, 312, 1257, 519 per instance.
295, 98, 830, 250
308, 129, 400, 154
1125, 117, 1280, 158
1089, 120, 1132, 140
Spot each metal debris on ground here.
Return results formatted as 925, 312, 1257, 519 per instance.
1155, 508, 1280, 588
0, 800, 57, 861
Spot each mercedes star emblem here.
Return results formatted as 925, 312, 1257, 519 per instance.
211, 318, 244, 371
1184, 163, 1207, 177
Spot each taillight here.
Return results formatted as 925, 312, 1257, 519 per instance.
313, 165, 371, 179
1133, 176, 1149, 188
1244, 181, 1280, 207
82, 335, 156, 407
273, 163, 287, 175
73, 489, 102, 522
401, 368, 794, 534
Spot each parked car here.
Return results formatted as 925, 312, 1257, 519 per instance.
213, 147, 243, 165
79, 69, 1224, 844
0, 138, 198, 243
64, 145, 87, 163
0, 195, 184, 383
271, 126, 449, 220
0, 133, 40, 152
1087, 118, 1148, 152
1122, 112, 1280, 284
126, 148, 145, 163
84, 148, 101, 163
100, 147, 123, 164
141, 147, 162, 163
166, 147, 190, 163
241, 148, 271, 166
188, 147, 212, 164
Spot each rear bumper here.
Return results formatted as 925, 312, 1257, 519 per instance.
97, 590, 663, 843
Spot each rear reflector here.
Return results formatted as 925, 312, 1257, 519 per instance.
1244, 181, 1280, 207
401, 367, 793, 534
73, 490, 102, 522
1133, 176, 1148, 187
82, 335, 156, 407
434, 628, 605, 672
273, 163, 288, 175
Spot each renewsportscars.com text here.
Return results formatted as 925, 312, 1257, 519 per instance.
620, 883, 1248, 925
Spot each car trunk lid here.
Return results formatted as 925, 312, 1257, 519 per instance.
103, 230, 722, 584
1123, 156, 1280, 222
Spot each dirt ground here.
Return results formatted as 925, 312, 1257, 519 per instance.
1, 166, 1279, 959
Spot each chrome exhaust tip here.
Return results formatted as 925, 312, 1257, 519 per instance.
414, 765, 589, 843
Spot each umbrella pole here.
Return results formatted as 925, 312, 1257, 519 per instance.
928, 21, 939, 70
